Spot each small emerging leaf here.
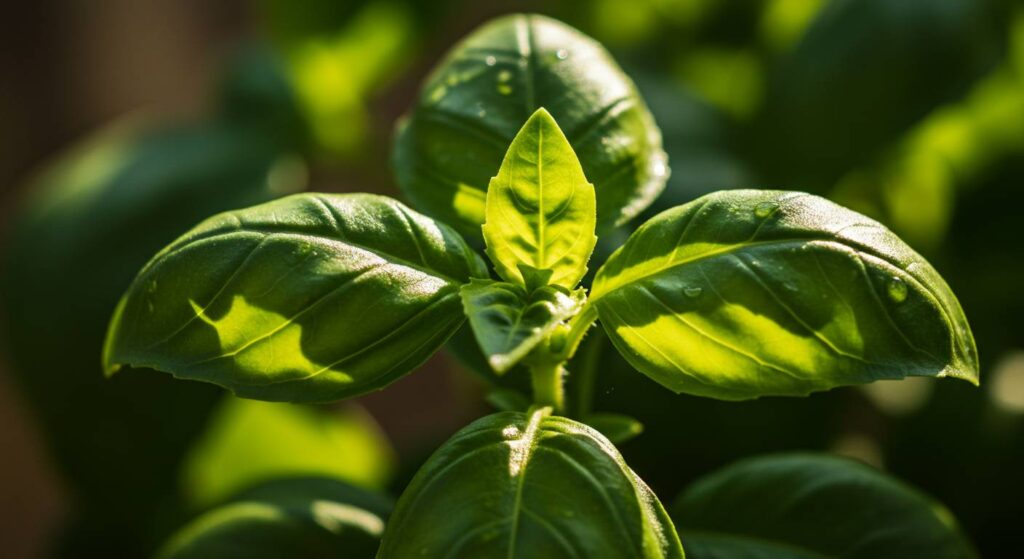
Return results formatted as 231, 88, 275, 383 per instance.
461, 278, 585, 373
591, 190, 978, 400
104, 193, 487, 403
159, 477, 391, 559
378, 408, 684, 558
583, 412, 644, 445
482, 108, 597, 288
672, 453, 977, 558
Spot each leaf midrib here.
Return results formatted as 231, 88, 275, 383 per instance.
161, 227, 465, 285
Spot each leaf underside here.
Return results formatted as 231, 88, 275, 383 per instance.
378, 408, 684, 559
591, 189, 978, 400
104, 193, 487, 403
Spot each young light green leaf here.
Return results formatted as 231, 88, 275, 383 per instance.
671, 453, 977, 559
104, 193, 487, 403
394, 14, 667, 239
181, 397, 394, 509
158, 477, 391, 559
460, 278, 585, 373
591, 190, 978, 400
378, 408, 684, 559
582, 412, 644, 445
482, 108, 597, 289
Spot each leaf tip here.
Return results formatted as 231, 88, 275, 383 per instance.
488, 355, 512, 375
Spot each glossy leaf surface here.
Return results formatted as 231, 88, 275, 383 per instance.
159, 477, 390, 559
461, 279, 584, 373
482, 108, 597, 288
393, 13, 668, 238
105, 193, 487, 403
591, 190, 978, 400
671, 453, 976, 558
378, 408, 684, 558
181, 397, 394, 508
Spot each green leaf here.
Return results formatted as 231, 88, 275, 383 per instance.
158, 477, 391, 559
393, 13, 668, 239
378, 408, 684, 558
671, 453, 977, 558
591, 190, 978, 400
104, 193, 487, 403
582, 412, 644, 445
482, 108, 597, 288
181, 397, 395, 509
461, 278, 585, 373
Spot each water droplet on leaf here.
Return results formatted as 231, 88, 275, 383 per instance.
555, 49, 569, 60
684, 286, 703, 298
754, 202, 776, 218
485, 55, 497, 66
887, 277, 908, 303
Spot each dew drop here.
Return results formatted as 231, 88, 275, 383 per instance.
887, 277, 908, 303
485, 55, 497, 66
754, 202, 776, 219
684, 286, 703, 298
555, 49, 569, 60
497, 84, 513, 95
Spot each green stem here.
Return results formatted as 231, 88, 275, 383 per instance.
558, 304, 598, 361
530, 361, 565, 413
571, 331, 605, 417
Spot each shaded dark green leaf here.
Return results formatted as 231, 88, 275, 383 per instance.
672, 453, 977, 559
159, 477, 391, 559
394, 13, 667, 238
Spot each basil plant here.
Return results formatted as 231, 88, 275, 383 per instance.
104, 14, 979, 559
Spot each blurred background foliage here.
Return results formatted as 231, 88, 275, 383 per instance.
1, 0, 1023, 557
